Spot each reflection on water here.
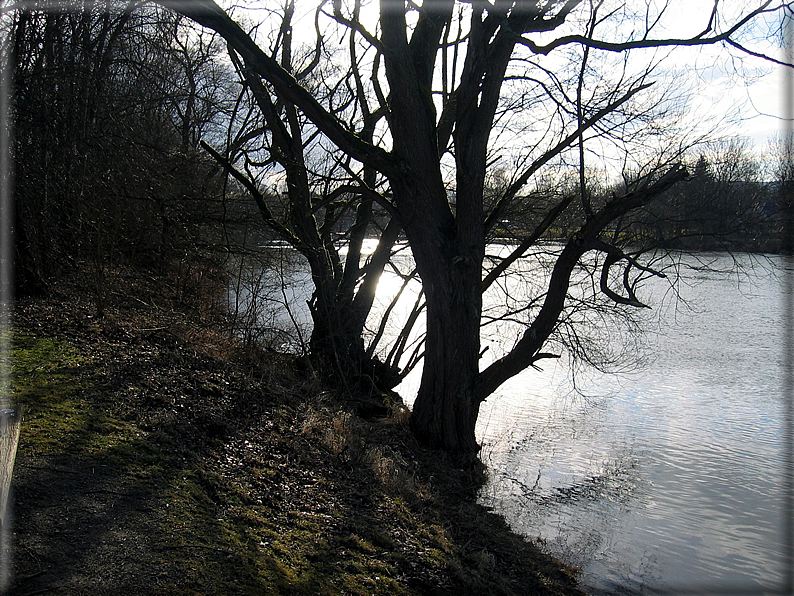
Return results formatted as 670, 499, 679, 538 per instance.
476, 254, 789, 594
232, 247, 790, 593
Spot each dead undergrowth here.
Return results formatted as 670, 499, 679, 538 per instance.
3, 265, 583, 595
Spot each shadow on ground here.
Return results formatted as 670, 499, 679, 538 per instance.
4, 270, 583, 595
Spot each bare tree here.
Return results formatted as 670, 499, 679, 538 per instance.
199, 2, 410, 398
154, 0, 791, 460
7, 1, 235, 307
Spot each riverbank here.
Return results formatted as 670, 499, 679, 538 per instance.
3, 265, 583, 595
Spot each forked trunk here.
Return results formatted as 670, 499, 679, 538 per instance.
309, 287, 402, 399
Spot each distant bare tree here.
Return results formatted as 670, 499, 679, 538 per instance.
7, 1, 235, 309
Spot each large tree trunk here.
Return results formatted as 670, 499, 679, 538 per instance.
408, 244, 483, 458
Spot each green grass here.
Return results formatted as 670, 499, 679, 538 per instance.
154, 466, 421, 595
9, 333, 143, 458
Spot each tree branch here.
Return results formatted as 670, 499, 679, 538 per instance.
511, 0, 791, 67
480, 193, 574, 293
483, 81, 654, 233
594, 241, 652, 308
476, 164, 688, 402
199, 140, 302, 247
155, 0, 397, 175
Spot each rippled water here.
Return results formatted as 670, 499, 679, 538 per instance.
233, 247, 791, 593
474, 254, 790, 594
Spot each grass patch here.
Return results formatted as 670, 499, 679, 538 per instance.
10, 333, 141, 456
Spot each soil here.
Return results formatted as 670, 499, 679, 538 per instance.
2, 266, 584, 595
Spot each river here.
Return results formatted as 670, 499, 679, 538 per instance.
471, 253, 790, 594
231, 246, 792, 594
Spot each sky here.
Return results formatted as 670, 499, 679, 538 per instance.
271, 0, 792, 154
660, 1, 790, 148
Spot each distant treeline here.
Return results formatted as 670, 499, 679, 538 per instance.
492, 142, 786, 254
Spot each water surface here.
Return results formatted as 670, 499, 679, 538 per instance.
474, 255, 789, 594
